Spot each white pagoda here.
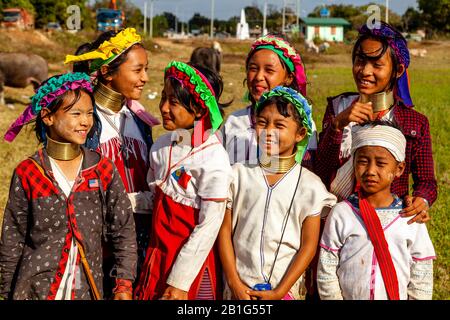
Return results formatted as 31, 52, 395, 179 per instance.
236, 9, 250, 40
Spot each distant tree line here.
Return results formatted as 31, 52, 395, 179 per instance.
0, 0, 448, 37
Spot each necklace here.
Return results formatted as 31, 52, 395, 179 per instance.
259, 152, 297, 174
46, 135, 81, 161
94, 81, 125, 113
359, 90, 395, 113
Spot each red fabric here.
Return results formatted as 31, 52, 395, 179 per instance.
177, 171, 191, 189
314, 93, 437, 206
134, 186, 221, 300
358, 191, 399, 300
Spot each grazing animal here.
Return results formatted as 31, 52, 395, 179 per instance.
189, 45, 222, 74
0, 52, 48, 105
304, 39, 319, 54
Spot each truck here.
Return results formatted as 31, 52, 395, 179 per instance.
96, 8, 124, 32
1, 8, 34, 30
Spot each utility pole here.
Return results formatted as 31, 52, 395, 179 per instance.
144, 1, 147, 35
149, 0, 154, 38
296, 0, 300, 29
210, 0, 215, 39
385, 0, 389, 23
263, 1, 267, 36
282, 0, 286, 34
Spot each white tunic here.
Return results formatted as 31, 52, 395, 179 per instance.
318, 196, 436, 300
147, 131, 233, 291
222, 106, 318, 165
226, 163, 336, 298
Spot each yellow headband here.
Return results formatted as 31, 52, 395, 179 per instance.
64, 28, 142, 66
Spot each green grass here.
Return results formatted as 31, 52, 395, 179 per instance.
0, 35, 448, 299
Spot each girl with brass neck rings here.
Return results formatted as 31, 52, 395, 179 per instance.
222, 34, 318, 170
312, 22, 437, 301
134, 61, 232, 300
218, 87, 336, 300
315, 22, 437, 223
66, 28, 160, 294
1, 73, 137, 300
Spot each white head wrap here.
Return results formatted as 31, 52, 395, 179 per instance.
330, 123, 406, 201
351, 124, 406, 161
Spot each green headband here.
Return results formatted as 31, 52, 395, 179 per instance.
256, 45, 295, 72
164, 61, 223, 134
255, 86, 313, 163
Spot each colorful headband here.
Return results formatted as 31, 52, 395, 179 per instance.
164, 61, 223, 146
247, 35, 307, 97
4, 72, 93, 142
255, 86, 313, 163
64, 28, 142, 73
358, 22, 413, 107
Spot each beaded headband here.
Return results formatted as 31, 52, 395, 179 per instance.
255, 86, 312, 163
4, 72, 93, 142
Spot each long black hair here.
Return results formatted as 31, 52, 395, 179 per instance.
352, 25, 405, 91
165, 63, 231, 119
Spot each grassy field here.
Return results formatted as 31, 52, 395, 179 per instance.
0, 30, 448, 299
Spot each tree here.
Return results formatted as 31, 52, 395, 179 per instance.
30, 0, 90, 29
163, 11, 177, 30
0, 0, 35, 13
151, 14, 168, 37
188, 13, 210, 33
418, 0, 450, 34
244, 5, 263, 28
402, 7, 423, 32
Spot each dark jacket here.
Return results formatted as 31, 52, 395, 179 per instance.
0, 147, 137, 300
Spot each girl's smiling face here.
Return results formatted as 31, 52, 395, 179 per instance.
352, 38, 404, 95
255, 103, 306, 158
247, 49, 294, 103
42, 91, 94, 145
106, 46, 149, 100
159, 79, 201, 131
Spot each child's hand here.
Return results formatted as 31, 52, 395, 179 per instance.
332, 101, 374, 131
160, 286, 188, 300
401, 195, 431, 224
229, 281, 252, 300
113, 292, 133, 300
246, 289, 283, 300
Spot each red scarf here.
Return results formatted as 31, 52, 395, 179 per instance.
358, 189, 400, 300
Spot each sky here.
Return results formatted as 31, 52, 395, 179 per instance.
128, 0, 418, 22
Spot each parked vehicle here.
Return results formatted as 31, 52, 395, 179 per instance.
96, 8, 124, 32
1, 8, 34, 30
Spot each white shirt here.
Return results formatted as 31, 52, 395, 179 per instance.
226, 163, 336, 298
147, 131, 233, 291
318, 198, 436, 300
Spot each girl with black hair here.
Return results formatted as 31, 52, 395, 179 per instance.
65, 28, 160, 294
221, 34, 318, 170
134, 61, 232, 300
1, 73, 137, 300
218, 86, 336, 300
312, 21, 437, 300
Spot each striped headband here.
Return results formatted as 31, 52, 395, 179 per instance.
164, 61, 223, 146
247, 35, 307, 97
351, 124, 406, 162
255, 86, 312, 163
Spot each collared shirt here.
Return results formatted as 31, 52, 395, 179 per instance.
314, 93, 437, 206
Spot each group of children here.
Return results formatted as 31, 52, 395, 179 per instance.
0, 22, 437, 300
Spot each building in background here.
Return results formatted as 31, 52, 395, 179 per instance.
300, 17, 351, 42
